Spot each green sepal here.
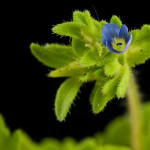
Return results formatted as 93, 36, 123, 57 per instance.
110, 15, 122, 27
104, 58, 121, 76
80, 50, 98, 67
52, 22, 86, 39
72, 38, 88, 57
30, 43, 77, 69
49, 62, 85, 78
116, 65, 130, 98
127, 24, 150, 67
90, 83, 108, 114
55, 77, 82, 121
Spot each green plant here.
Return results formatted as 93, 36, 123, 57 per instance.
1, 10, 150, 150
29, 10, 150, 150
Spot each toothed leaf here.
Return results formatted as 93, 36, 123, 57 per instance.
49, 62, 85, 78
73, 11, 87, 24
55, 78, 82, 121
103, 76, 120, 100
127, 25, 150, 67
90, 83, 108, 113
84, 11, 95, 33
104, 58, 121, 76
130, 29, 140, 46
116, 65, 130, 98
72, 38, 88, 57
30, 43, 77, 68
80, 50, 98, 67
52, 22, 86, 39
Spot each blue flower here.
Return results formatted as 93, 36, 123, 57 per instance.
101, 23, 132, 54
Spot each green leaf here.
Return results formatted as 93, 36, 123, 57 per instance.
52, 22, 86, 39
142, 103, 150, 150
103, 52, 118, 64
118, 54, 126, 65
130, 29, 140, 46
72, 38, 88, 57
90, 83, 108, 114
0, 115, 10, 150
73, 11, 87, 25
110, 15, 122, 27
116, 65, 130, 98
103, 116, 130, 146
78, 138, 97, 150
0, 115, 10, 140
62, 137, 76, 150
55, 78, 82, 121
80, 50, 97, 67
104, 58, 121, 76
40, 138, 61, 150
79, 69, 95, 82
102, 102, 150, 150
100, 20, 107, 33
90, 83, 98, 105
30, 43, 77, 68
127, 24, 150, 67
98, 145, 131, 150
102, 75, 120, 100
93, 68, 106, 80
84, 11, 95, 33
49, 62, 85, 78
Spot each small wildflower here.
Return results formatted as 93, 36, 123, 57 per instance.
101, 23, 132, 54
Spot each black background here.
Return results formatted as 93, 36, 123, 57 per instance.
2, 1, 150, 143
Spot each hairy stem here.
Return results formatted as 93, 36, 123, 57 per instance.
127, 70, 142, 150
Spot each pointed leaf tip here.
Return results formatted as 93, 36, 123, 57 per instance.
52, 22, 86, 39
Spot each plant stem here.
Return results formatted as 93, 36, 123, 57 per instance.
127, 70, 142, 150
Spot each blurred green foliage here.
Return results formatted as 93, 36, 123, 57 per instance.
0, 102, 150, 150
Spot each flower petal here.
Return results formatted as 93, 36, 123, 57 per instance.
101, 23, 120, 45
122, 33, 132, 53
119, 24, 128, 42
106, 39, 122, 54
